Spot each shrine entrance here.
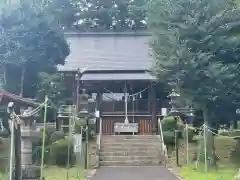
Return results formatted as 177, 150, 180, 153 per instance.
73, 70, 162, 135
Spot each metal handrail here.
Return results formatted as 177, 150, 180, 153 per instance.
158, 118, 168, 167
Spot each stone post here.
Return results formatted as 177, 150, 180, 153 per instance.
14, 116, 41, 180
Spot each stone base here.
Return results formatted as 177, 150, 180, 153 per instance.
12, 165, 42, 180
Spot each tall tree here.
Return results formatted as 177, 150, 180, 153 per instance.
43, 0, 80, 30
76, 0, 147, 31
0, 3, 70, 97
148, 0, 240, 166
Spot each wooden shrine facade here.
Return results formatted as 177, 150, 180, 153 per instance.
58, 32, 169, 135
60, 70, 168, 135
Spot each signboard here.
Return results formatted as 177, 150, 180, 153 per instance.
114, 123, 138, 134
161, 108, 167, 116
73, 134, 82, 153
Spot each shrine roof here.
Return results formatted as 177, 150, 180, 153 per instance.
57, 32, 153, 72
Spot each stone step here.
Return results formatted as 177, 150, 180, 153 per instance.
102, 135, 160, 140
101, 146, 162, 152
100, 155, 162, 161
100, 151, 161, 156
101, 142, 162, 146
100, 160, 163, 166
102, 139, 161, 144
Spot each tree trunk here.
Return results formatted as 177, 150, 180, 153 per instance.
202, 104, 217, 168
19, 66, 25, 97
233, 119, 238, 129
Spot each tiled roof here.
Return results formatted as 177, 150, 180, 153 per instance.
57, 33, 152, 72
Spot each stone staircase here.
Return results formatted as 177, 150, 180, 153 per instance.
99, 135, 165, 166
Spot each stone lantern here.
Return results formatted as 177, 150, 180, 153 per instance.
168, 89, 181, 115
168, 89, 195, 124
16, 110, 41, 180
78, 89, 89, 118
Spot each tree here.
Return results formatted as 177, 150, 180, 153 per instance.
36, 72, 70, 106
31, 0, 148, 32
0, 3, 70, 97
75, 0, 147, 31
148, 0, 240, 166
42, 0, 80, 30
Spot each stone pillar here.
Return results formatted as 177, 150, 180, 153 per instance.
19, 119, 41, 180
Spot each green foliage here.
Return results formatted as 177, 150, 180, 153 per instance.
32, 127, 56, 164
230, 130, 240, 137
49, 138, 75, 166
74, 118, 86, 133
182, 126, 196, 142
162, 116, 177, 131
163, 131, 175, 145
219, 129, 240, 137
50, 131, 66, 142
219, 130, 231, 136
148, 0, 240, 113
0, 3, 69, 97
43, 0, 80, 30
75, 0, 147, 31
0, 130, 9, 138
36, 72, 66, 105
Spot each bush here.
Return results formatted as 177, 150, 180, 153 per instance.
49, 137, 76, 166
50, 131, 65, 142
32, 127, 55, 164
75, 118, 96, 141
74, 118, 86, 133
182, 126, 196, 142
0, 129, 9, 138
45, 127, 56, 137
231, 130, 240, 137
163, 131, 176, 145
219, 130, 231, 136
162, 116, 177, 131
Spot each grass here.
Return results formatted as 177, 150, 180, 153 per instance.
180, 164, 237, 180
44, 166, 86, 180
0, 166, 86, 180
0, 140, 97, 180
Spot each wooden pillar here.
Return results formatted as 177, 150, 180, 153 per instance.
148, 84, 152, 113
96, 92, 102, 134
73, 74, 77, 106
149, 84, 157, 133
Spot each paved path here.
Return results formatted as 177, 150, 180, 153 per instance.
90, 166, 179, 180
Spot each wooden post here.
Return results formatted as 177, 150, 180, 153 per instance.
96, 92, 102, 134
149, 84, 157, 133
175, 130, 180, 167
